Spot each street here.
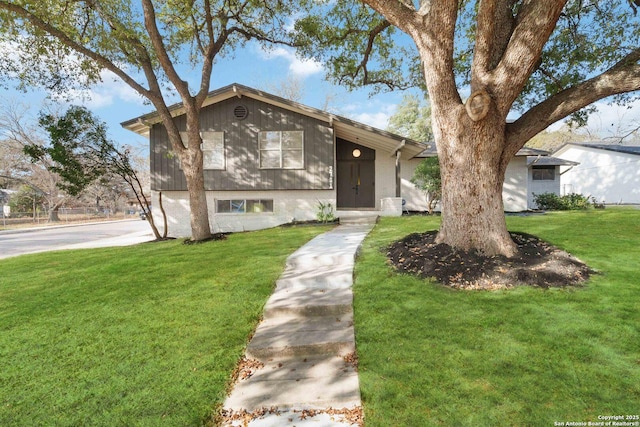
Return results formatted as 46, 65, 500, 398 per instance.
0, 220, 154, 260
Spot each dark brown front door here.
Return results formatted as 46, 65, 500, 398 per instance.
336, 139, 375, 208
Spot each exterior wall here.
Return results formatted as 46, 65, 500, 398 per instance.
402, 158, 430, 211
402, 157, 529, 212
152, 189, 336, 237
503, 157, 528, 211
528, 167, 561, 209
150, 96, 334, 191
152, 146, 402, 237
555, 146, 640, 204
375, 152, 399, 210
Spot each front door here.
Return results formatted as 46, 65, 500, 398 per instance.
336, 139, 375, 208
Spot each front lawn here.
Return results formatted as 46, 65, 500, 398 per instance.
0, 225, 329, 426
354, 209, 640, 426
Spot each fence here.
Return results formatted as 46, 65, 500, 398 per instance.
0, 208, 139, 229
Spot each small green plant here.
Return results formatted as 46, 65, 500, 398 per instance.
533, 192, 591, 210
316, 200, 335, 223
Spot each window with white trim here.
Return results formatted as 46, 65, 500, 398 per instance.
532, 165, 555, 181
179, 131, 225, 170
216, 199, 274, 213
259, 131, 304, 169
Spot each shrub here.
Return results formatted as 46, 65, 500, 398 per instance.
533, 192, 591, 210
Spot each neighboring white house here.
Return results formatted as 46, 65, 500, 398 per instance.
403, 145, 570, 212
554, 143, 640, 205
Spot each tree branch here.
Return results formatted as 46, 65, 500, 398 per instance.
490, 1, 568, 112
472, 0, 516, 80
0, 1, 152, 100
140, 0, 191, 102
506, 48, 640, 149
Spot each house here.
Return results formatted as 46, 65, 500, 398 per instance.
121, 83, 427, 236
527, 154, 579, 209
553, 143, 640, 205
122, 84, 582, 236
402, 145, 572, 212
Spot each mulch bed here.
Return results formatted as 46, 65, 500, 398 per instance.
386, 231, 594, 290
182, 232, 228, 244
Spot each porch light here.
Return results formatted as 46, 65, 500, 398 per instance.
352, 148, 361, 158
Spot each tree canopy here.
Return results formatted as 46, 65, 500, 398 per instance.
27, 106, 166, 238
296, 0, 640, 127
297, 0, 640, 257
386, 93, 433, 142
0, 0, 302, 240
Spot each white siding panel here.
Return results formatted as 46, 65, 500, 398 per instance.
556, 146, 640, 204
503, 157, 528, 211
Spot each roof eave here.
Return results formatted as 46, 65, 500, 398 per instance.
120, 83, 428, 158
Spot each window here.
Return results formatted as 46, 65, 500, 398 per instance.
259, 131, 304, 169
532, 166, 555, 181
179, 131, 225, 170
216, 199, 274, 213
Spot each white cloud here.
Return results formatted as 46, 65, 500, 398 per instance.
342, 102, 398, 129
350, 111, 392, 129
260, 46, 323, 77
33, 62, 146, 110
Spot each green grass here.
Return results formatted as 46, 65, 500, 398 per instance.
0, 225, 329, 426
354, 209, 640, 426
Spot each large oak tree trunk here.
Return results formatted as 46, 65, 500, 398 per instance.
433, 105, 518, 257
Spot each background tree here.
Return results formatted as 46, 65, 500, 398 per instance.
27, 106, 167, 240
296, 0, 640, 256
8, 184, 46, 219
0, 102, 73, 221
0, 0, 301, 241
386, 93, 440, 213
410, 157, 441, 215
387, 93, 434, 143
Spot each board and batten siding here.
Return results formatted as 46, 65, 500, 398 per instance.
150, 96, 334, 191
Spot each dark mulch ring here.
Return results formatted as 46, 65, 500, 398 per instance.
182, 232, 229, 245
386, 231, 596, 290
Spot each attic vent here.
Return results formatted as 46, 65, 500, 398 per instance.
233, 105, 248, 120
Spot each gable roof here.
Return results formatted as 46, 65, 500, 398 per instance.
554, 142, 640, 156
121, 83, 427, 160
527, 156, 579, 166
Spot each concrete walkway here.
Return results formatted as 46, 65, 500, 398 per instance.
221, 218, 376, 426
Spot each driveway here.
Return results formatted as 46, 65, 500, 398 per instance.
0, 220, 155, 260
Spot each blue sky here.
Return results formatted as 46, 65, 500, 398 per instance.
4, 40, 639, 148
3, 41, 412, 149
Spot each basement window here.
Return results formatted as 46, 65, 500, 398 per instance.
216, 199, 274, 213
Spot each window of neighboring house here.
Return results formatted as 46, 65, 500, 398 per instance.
532, 165, 555, 180
216, 199, 274, 213
259, 130, 304, 169
178, 131, 225, 170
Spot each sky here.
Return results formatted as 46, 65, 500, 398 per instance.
2, 41, 411, 149
3, 40, 640, 149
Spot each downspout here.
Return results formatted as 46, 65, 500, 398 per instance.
392, 140, 406, 198
396, 150, 402, 197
